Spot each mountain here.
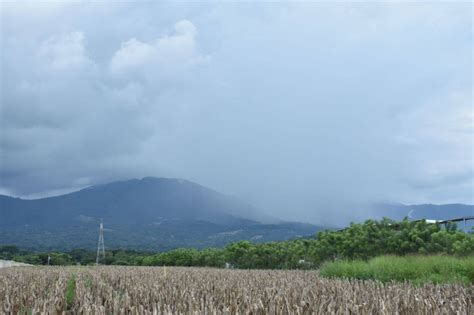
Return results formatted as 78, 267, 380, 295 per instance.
372, 203, 474, 221
0, 177, 322, 251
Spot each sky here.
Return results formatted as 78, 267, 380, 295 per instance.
0, 1, 472, 224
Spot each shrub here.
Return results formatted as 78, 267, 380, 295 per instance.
320, 255, 474, 285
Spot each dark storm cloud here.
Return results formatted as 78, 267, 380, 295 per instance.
0, 1, 472, 224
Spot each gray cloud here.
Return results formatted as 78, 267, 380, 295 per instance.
0, 1, 472, 224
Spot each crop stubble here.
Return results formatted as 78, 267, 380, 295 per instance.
1, 266, 472, 314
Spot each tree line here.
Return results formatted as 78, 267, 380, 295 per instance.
2, 218, 473, 268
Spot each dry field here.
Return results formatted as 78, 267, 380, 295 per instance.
1, 266, 472, 314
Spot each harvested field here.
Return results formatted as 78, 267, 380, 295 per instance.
1, 266, 473, 314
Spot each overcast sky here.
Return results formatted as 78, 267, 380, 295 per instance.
1, 1, 472, 224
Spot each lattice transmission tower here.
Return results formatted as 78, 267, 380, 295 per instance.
96, 219, 106, 265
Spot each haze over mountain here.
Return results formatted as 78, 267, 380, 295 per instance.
0, 177, 321, 250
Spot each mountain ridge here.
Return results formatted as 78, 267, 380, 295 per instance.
0, 177, 321, 250
371, 203, 474, 221
1, 177, 472, 250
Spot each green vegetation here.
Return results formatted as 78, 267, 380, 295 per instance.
0, 247, 149, 266
2, 218, 473, 270
65, 274, 76, 310
135, 219, 474, 269
320, 255, 474, 285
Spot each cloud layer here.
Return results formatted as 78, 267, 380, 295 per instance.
1, 2, 472, 224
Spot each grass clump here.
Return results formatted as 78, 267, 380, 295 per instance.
65, 274, 76, 310
320, 255, 474, 285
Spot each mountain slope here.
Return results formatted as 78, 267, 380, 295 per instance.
0, 177, 321, 250
372, 203, 474, 221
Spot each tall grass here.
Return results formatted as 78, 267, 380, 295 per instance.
320, 255, 474, 285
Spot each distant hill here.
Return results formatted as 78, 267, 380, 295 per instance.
372, 203, 474, 221
0, 177, 322, 251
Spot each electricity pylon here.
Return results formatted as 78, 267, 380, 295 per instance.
96, 219, 105, 265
